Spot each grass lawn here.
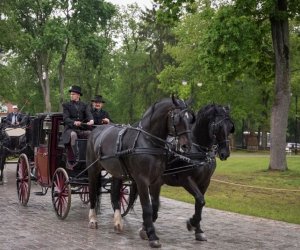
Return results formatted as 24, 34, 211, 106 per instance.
161, 152, 300, 224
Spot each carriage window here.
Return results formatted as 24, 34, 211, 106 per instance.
39, 127, 47, 145
40, 115, 52, 145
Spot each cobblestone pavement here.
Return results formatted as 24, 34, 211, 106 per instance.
0, 163, 299, 250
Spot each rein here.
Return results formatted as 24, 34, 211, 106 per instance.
73, 156, 101, 179
164, 110, 232, 176
75, 124, 190, 179
100, 125, 178, 161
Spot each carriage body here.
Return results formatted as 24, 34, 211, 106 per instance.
30, 112, 64, 187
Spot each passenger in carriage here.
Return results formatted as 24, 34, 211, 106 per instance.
62, 85, 94, 169
5, 105, 24, 127
90, 95, 111, 125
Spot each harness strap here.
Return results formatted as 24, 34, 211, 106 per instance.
99, 147, 168, 160
163, 162, 207, 176
97, 126, 115, 156
116, 127, 128, 153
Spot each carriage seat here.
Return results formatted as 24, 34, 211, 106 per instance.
75, 139, 87, 162
57, 122, 65, 149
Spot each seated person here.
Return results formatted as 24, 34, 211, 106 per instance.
91, 95, 111, 125
62, 85, 94, 169
5, 105, 23, 127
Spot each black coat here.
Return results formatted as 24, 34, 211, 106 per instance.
91, 108, 110, 125
62, 100, 93, 144
5, 112, 23, 126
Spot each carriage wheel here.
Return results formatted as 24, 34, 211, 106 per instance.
51, 168, 71, 220
120, 180, 138, 217
16, 153, 31, 206
79, 186, 90, 204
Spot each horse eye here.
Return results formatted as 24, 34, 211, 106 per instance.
174, 114, 180, 125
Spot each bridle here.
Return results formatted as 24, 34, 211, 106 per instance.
209, 115, 232, 151
168, 108, 193, 137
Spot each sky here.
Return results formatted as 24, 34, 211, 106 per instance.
107, 0, 153, 9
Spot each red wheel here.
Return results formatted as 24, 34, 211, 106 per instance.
120, 180, 138, 217
16, 153, 31, 206
79, 186, 89, 204
51, 168, 71, 220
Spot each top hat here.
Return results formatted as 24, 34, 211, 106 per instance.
69, 85, 82, 96
12, 105, 18, 109
91, 95, 105, 103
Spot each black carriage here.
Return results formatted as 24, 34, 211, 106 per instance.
16, 112, 137, 219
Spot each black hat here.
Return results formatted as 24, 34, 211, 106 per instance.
91, 95, 105, 103
69, 85, 82, 96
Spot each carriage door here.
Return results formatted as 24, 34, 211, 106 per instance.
35, 115, 51, 186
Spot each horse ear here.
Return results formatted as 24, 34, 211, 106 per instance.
185, 97, 193, 107
224, 105, 230, 113
171, 94, 180, 107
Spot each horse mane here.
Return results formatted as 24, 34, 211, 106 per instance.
141, 97, 187, 127
192, 104, 230, 146
196, 104, 229, 124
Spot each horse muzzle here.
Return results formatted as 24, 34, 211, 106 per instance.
178, 136, 192, 153
218, 150, 230, 160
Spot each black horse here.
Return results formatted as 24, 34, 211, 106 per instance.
86, 96, 194, 248
0, 115, 33, 185
140, 104, 235, 242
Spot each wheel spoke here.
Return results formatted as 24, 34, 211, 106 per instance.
16, 154, 31, 206
51, 168, 71, 219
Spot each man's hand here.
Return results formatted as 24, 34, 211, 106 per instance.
102, 118, 110, 124
74, 121, 81, 126
87, 120, 94, 125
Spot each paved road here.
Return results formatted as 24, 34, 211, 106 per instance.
0, 164, 299, 250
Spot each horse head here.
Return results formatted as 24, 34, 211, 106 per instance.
141, 95, 194, 153
209, 105, 234, 160
194, 104, 235, 160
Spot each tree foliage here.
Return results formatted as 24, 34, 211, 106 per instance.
156, 0, 300, 170
0, 1, 299, 169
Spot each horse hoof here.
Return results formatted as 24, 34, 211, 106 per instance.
186, 219, 195, 231
139, 228, 148, 240
149, 240, 161, 248
0, 181, 3, 185
88, 221, 98, 229
195, 232, 207, 241
114, 224, 123, 233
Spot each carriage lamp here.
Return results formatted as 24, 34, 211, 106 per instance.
43, 115, 52, 131
42, 115, 52, 145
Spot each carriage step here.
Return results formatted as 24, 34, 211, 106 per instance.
34, 187, 48, 196
34, 191, 45, 195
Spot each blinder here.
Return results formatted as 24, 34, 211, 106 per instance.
167, 108, 193, 137
209, 115, 233, 147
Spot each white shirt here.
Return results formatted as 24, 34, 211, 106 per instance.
11, 113, 17, 124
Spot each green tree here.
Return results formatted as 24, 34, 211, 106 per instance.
156, 0, 300, 170
1, 0, 115, 112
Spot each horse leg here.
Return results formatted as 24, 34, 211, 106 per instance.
137, 181, 161, 248
0, 156, 4, 185
139, 181, 162, 241
0, 150, 6, 185
110, 177, 123, 232
150, 180, 162, 223
88, 164, 101, 229
183, 177, 207, 241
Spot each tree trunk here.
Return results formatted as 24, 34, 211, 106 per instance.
58, 39, 69, 112
268, 0, 290, 171
37, 56, 52, 112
